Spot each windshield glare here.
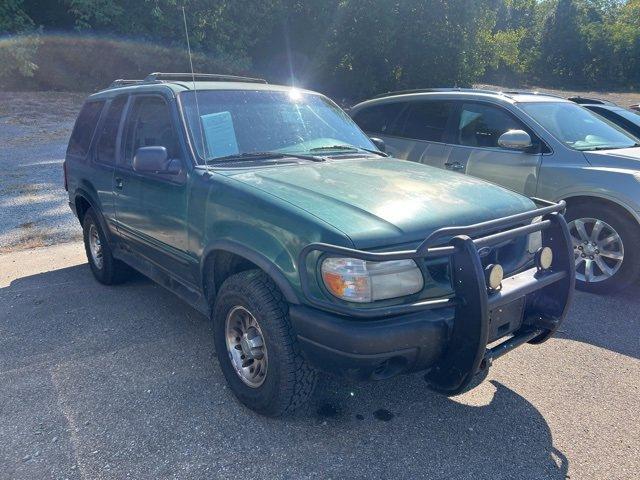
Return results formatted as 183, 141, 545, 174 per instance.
520, 102, 639, 151
180, 89, 375, 162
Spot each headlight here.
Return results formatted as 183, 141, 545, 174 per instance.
321, 257, 424, 303
527, 215, 543, 253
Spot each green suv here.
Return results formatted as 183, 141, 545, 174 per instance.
64, 73, 575, 416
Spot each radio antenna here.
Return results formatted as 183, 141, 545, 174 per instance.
182, 6, 208, 169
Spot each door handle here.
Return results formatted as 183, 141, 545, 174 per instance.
115, 177, 124, 190
444, 161, 464, 171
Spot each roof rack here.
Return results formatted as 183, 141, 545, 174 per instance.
371, 87, 499, 99
104, 72, 267, 91
500, 90, 565, 99
144, 72, 267, 84
568, 96, 616, 106
371, 87, 565, 100
108, 79, 144, 88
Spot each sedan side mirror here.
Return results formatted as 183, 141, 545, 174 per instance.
133, 146, 181, 175
370, 137, 386, 153
498, 130, 533, 151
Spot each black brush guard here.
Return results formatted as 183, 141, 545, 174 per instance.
298, 200, 575, 394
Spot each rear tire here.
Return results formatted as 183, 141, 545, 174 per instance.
82, 208, 132, 285
212, 269, 317, 416
565, 203, 640, 294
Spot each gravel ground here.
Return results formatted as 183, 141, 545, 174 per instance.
0, 243, 638, 479
0, 92, 85, 253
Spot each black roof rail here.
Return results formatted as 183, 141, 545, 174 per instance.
144, 72, 267, 84
568, 96, 616, 106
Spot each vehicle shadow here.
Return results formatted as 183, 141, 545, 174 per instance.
1, 262, 570, 479
300, 375, 569, 479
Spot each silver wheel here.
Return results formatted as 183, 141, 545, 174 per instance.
569, 217, 624, 283
88, 224, 104, 270
225, 306, 268, 388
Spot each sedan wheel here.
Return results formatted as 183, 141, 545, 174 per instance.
569, 217, 624, 284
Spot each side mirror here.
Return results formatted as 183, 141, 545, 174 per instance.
133, 146, 181, 175
498, 130, 533, 151
370, 137, 386, 153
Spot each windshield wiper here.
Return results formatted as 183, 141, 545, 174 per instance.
207, 151, 324, 163
309, 144, 388, 157
585, 145, 634, 151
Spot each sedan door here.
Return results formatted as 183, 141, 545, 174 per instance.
388, 100, 455, 167
351, 101, 408, 158
352, 100, 454, 166
442, 102, 543, 197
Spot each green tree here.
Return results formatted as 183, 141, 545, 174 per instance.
538, 0, 587, 84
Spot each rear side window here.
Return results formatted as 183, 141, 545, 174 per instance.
95, 96, 128, 166
398, 101, 453, 142
455, 103, 525, 148
67, 101, 104, 157
352, 102, 406, 135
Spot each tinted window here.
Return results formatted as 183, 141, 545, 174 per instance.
67, 101, 104, 157
591, 106, 640, 131
352, 102, 406, 135
123, 96, 180, 167
95, 96, 128, 165
399, 101, 453, 142
454, 103, 527, 148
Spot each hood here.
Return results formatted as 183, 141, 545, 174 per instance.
583, 147, 640, 170
225, 158, 536, 248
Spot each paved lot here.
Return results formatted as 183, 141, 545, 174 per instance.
0, 243, 638, 479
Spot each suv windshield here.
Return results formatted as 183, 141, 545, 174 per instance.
520, 102, 639, 151
180, 89, 375, 163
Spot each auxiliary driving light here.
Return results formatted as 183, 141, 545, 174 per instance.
485, 263, 504, 290
535, 246, 553, 271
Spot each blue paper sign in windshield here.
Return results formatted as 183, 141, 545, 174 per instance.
200, 111, 239, 158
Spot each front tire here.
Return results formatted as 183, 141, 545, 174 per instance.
82, 208, 132, 285
212, 270, 317, 416
565, 203, 640, 294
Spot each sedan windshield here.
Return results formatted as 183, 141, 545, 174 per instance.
180, 89, 375, 163
520, 102, 639, 151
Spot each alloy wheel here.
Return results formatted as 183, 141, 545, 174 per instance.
568, 217, 624, 283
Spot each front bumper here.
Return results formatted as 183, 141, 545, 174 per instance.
293, 200, 575, 393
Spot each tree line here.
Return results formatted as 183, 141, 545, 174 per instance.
1, 0, 639, 99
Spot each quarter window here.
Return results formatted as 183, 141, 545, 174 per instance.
352, 102, 407, 136
455, 103, 524, 148
67, 101, 104, 158
399, 101, 453, 142
95, 96, 128, 165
